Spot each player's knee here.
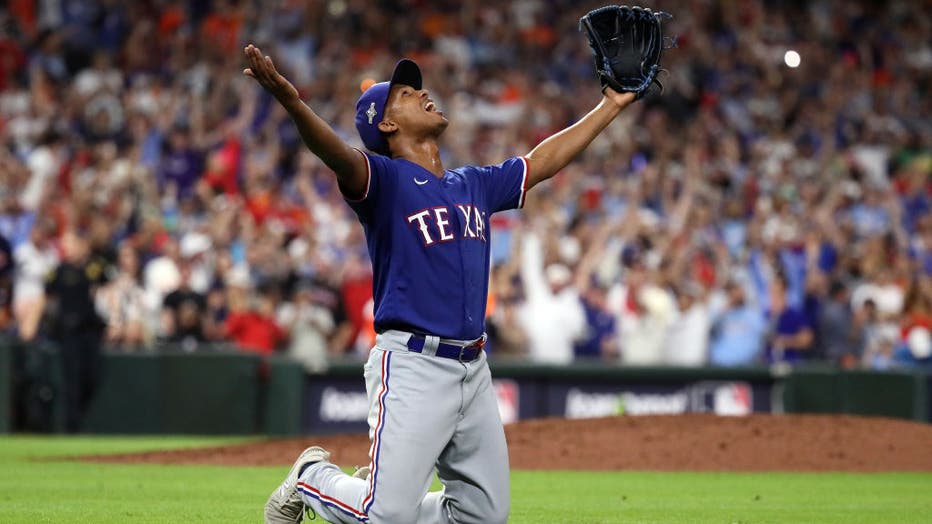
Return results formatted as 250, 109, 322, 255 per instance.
452, 492, 510, 524
477, 498, 509, 524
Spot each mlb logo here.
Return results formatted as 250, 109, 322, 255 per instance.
713, 383, 752, 416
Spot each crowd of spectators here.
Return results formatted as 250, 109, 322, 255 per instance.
0, 0, 929, 372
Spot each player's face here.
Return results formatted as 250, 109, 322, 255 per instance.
382, 84, 448, 138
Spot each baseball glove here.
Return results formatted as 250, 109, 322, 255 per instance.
579, 5, 673, 99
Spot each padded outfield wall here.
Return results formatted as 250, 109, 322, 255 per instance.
0, 338, 928, 435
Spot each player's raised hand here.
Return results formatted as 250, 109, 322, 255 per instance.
243, 44, 299, 103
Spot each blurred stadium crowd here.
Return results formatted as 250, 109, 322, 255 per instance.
0, 0, 929, 372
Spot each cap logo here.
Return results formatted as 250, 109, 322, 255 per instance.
366, 102, 377, 124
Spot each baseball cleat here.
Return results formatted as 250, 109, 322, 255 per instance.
264, 446, 330, 523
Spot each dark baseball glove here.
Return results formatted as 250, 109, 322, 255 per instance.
579, 5, 673, 99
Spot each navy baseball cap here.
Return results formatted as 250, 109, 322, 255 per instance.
355, 59, 422, 156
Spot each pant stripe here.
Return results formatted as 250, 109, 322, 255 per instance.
362, 350, 391, 513
299, 350, 391, 522
297, 483, 369, 522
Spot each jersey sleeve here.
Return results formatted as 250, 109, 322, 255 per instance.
482, 156, 529, 213
343, 149, 397, 222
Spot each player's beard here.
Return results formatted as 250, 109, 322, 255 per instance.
430, 116, 449, 138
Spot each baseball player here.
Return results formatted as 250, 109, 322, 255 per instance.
245, 43, 635, 523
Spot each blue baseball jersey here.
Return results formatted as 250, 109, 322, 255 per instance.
346, 149, 528, 340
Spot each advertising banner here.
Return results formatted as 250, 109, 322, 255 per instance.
552, 381, 772, 419
302, 375, 776, 433
303, 379, 369, 434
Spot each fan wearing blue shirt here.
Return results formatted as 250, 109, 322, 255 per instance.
710, 281, 767, 367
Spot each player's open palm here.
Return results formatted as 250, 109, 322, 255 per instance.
603, 86, 637, 109
243, 44, 299, 103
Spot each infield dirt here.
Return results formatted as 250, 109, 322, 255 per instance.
83, 414, 932, 472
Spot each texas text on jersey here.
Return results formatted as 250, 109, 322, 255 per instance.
347, 151, 528, 341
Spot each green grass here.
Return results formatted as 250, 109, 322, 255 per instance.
1, 436, 930, 523
510, 470, 932, 523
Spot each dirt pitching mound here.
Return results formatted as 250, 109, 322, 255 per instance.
83, 414, 932, 472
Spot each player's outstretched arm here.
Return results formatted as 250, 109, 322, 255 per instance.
523, 88, 635, 190
243, 44, 368, 199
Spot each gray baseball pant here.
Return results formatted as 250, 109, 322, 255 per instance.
297, 331, 510, 523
